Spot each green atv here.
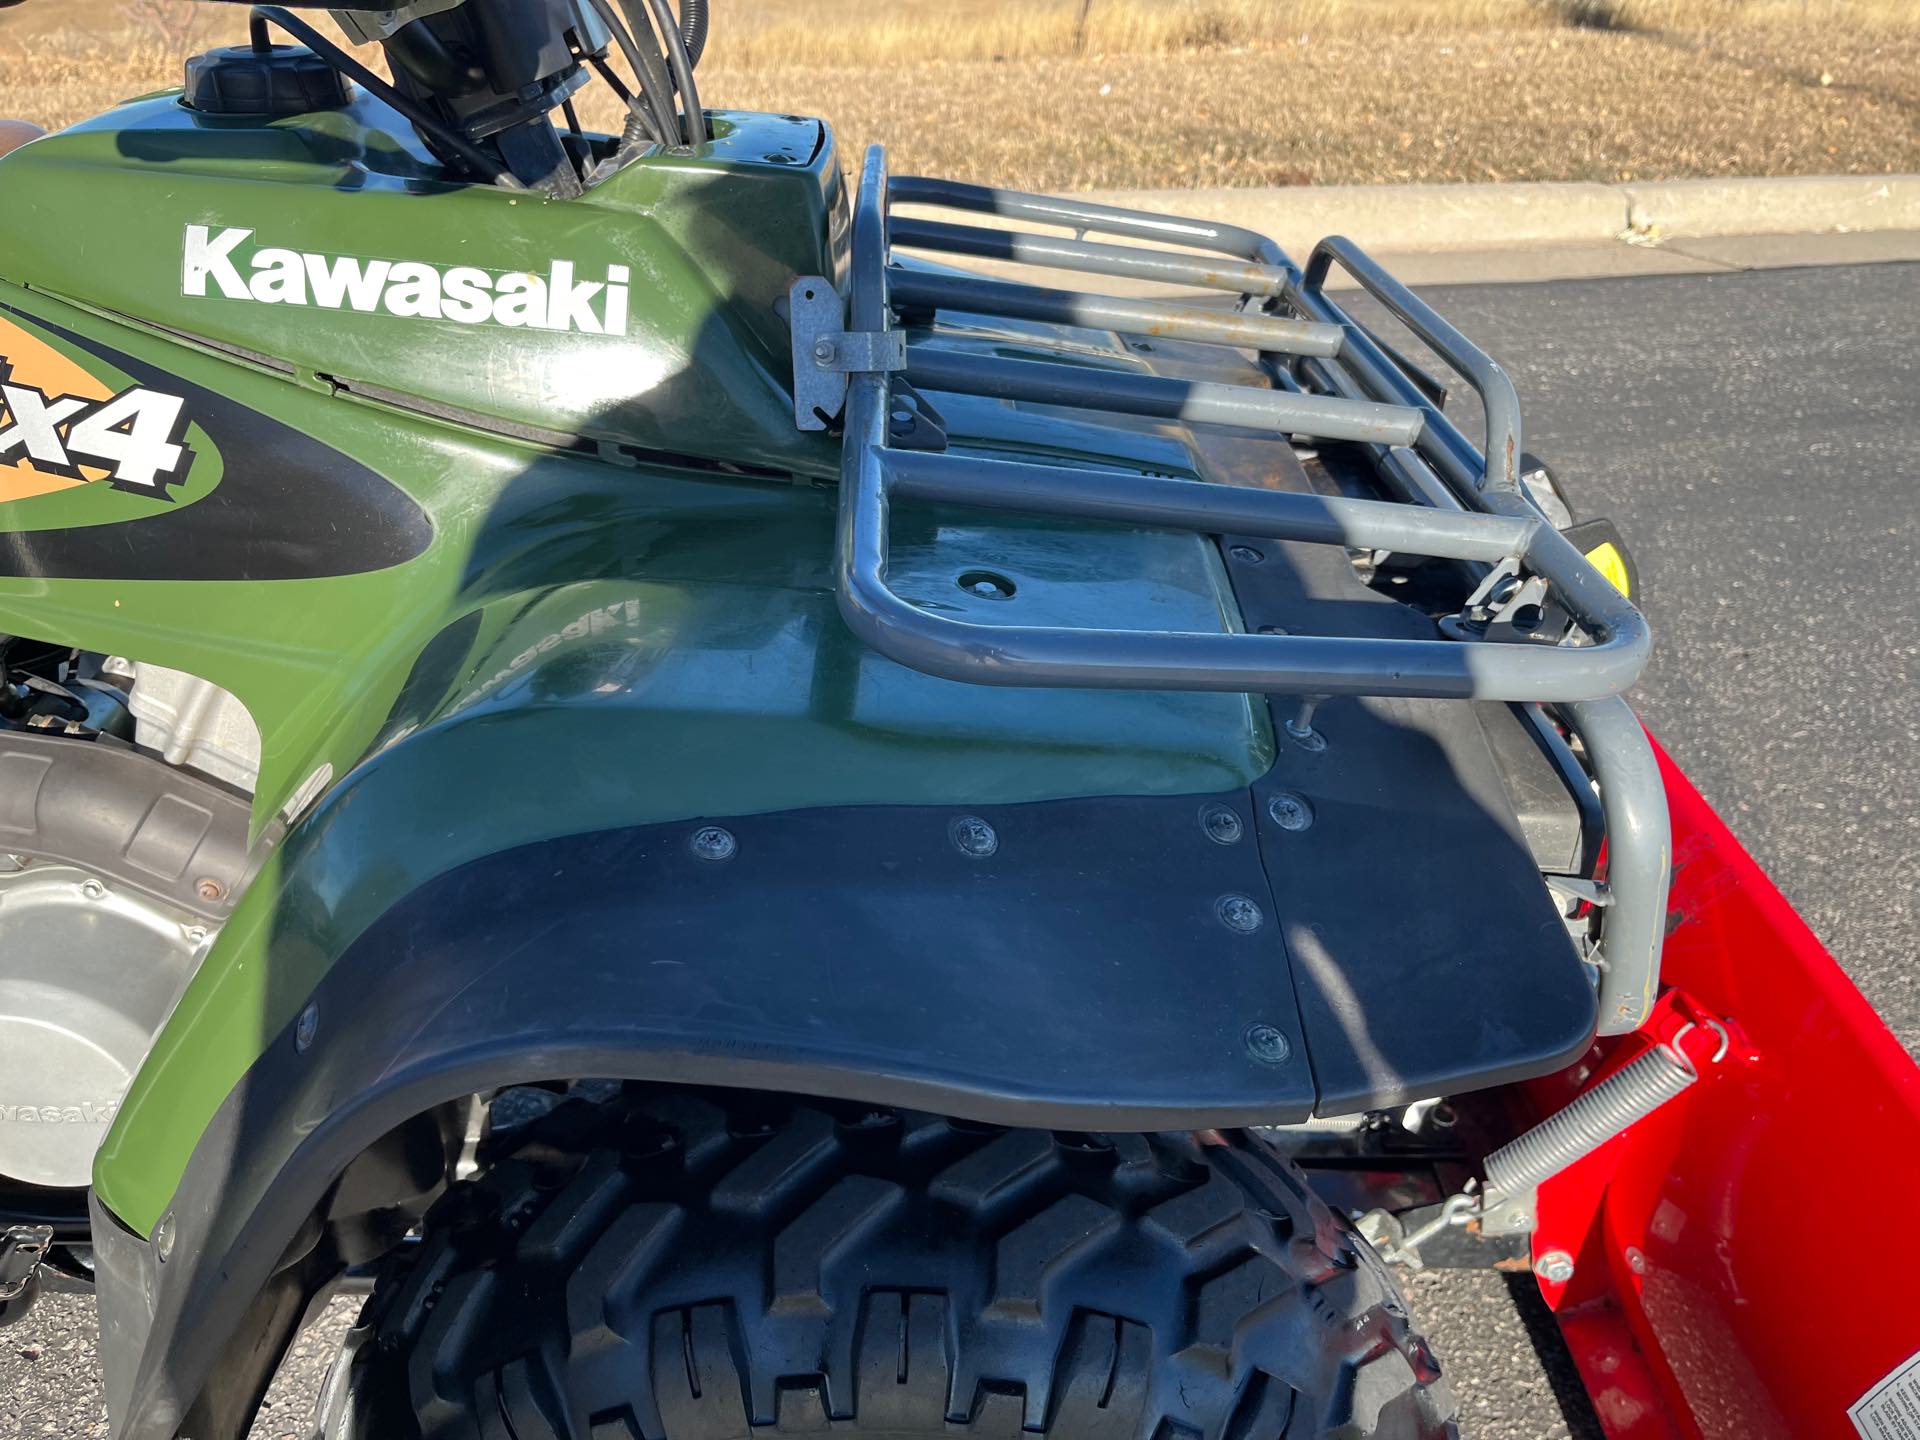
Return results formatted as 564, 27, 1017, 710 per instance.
0, 5, 1674, 1437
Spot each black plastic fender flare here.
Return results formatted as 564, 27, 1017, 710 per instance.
94, 769, 1590, 1437
95, 788, 1316, 1438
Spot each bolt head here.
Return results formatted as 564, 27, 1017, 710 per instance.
154, 1212, 176, 1263
1286, 724, 1329, 754
689, 827, 738, 862
1535, 1250, 1576, 1285
950, 815, 999, 859
1217, 894, 1264, 934
80, 878, 106, 900
812, 338, 837, 365
1228, 545, 1265, 564
1625, 1245, 1649, 1276
1268, 792, 1314, 832
295, 1002, 319, 1053
196, 877, 224, 902
957, 570, 1016, 601
1244, 1022, 1292, 1065
1201, 804, 1243, 845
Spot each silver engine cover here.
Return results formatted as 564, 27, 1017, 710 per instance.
100, 657, 263, 795
0, 861, 212, 1189
0, 722, 259, 1191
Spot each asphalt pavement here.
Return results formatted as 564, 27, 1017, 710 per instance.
3, 257, 1915, 1440
1439, 258, 1920, 1062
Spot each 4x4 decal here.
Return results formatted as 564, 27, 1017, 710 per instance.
0, 304, 433, 581
0, 359, 194, 499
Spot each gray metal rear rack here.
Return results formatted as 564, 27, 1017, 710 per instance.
787, 145, 1669, 1037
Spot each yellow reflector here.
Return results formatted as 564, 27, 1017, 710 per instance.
1584, 542, 1631, 599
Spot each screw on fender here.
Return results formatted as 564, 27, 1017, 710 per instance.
949, 816, 999, 859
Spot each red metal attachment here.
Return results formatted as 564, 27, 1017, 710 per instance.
1525, 735, 1920, 1439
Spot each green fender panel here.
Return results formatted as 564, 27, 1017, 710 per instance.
0, 94, 1272, 1231
0, 289, 1270, 1235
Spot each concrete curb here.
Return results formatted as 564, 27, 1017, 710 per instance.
1621, 175, 1920, 240
1077, 174, 1920, 257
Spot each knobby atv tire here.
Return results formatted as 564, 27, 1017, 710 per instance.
321, 1091, 1456, 1440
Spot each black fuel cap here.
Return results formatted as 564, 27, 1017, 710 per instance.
184, 43, 354, 117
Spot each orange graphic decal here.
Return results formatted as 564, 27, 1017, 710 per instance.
0, 316, 115, 503
0, 317, 194, 502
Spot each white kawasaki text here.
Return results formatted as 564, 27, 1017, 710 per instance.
181, 225, 632, 335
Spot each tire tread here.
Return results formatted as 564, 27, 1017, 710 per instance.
336, 1091, 1455, 1440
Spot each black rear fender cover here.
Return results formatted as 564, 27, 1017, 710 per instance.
97, 774, 1589, 1438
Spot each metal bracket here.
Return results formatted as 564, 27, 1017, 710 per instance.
0, 1225, 52, 1327
1545, 875, 1613, 908
1478, 1188, 1538, 1236
1361, 1014, 1733, 1269
1358, 1185, 1536, 1271
883, 380, 949, 452
789, 276, 907, 431
1357, 1194, 1478, 1270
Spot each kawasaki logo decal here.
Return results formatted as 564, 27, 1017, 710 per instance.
182, 225, 633, 335
0, 316, 195, 504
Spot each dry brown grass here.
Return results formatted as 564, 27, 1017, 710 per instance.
702, 0, 1920, 68
0, 0, 1915, 187
695, 29, 1920, 189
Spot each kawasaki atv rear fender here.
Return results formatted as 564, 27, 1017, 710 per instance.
90, 781, 1326, 1436
0, 280, 1284, 1433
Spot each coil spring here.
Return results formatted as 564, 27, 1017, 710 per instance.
1484, 1021, 1727, 1197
